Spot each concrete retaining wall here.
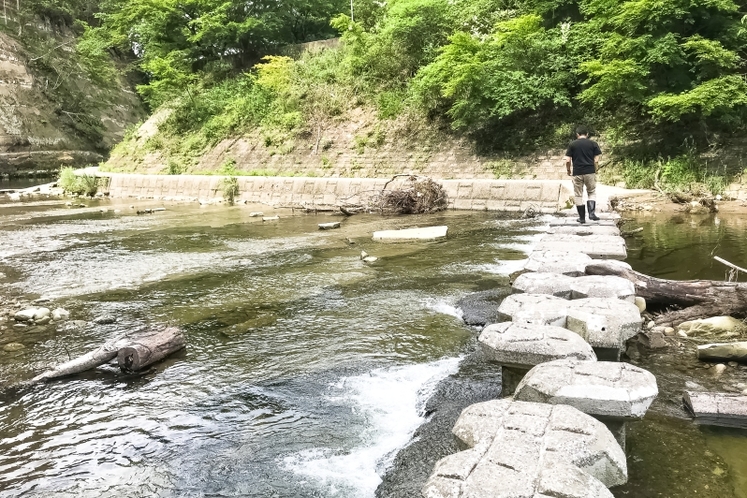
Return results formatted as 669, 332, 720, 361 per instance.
106, 174, 574, 213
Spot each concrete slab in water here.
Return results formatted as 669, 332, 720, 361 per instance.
318, 222, 341, 230
549, 216, 618, 227
548, 225, 621, 236
565, 298, 642, 351
524, 250, 593, 276
512, 272, 574, 298
497, 293, 569, 327
422, 399, 627, 498
372, 225, 447, 242
479, 322, 596, 368
684, 391, 747, 429
570, 275, 636, 302
514, 359, 658, 420
535, 233, 627, 260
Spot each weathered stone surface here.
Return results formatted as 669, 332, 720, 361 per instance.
514, 359, 658, 420
680, 316, 747, 337
549, 216, 619, 227
524, 250, 592, 276
634, 296, 646, 313
479, 322, 596, 368
52, 308, 70, 321
497, 294, 569, 327
565, 298, 642, 351
548, 225, 621, 236
2, 342, 25, 352
697, 342, 747, 363
318, 222, 341, 230
570, 275, 636, 302
33, 307, 51, 320
422, 399, 626, 498
584, 259, 633, 273
512, 272, 574, 298
684, 391, 747, 429
372, 225, 448, 242
535, 234, 627, 260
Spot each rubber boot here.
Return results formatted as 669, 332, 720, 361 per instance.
587, 200, 600, 221
576, 204, 586, 224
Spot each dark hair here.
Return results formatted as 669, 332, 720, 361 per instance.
575, 125, 589, 136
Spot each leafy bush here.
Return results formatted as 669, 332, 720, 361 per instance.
57, 167, 99, 196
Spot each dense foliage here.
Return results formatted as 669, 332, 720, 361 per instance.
9, 0, 745, 161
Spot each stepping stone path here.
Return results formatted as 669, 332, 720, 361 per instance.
479, 322, 596, 395
497, 294, 642, 359
424, 210, 660, 498
422, 399, 627, 498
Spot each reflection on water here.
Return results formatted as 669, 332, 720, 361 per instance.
617, 211, 747, 498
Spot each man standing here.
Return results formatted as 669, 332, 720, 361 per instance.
563, 126, 602, 223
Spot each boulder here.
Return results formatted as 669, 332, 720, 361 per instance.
679, 316, 747, 338
456, 288, 512, 327
2, 342, 25, 352
52, 308, 70, 321
14, 308, 38, 322
33, 307, 51, 320
697, 342, 747, 363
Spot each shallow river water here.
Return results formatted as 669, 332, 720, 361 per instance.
0, 194, 746, 498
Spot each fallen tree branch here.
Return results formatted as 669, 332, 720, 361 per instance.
586, 261, 747, 326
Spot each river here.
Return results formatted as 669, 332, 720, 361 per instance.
0, 193, 745, 497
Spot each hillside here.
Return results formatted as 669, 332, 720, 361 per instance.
0, 3, 146, 175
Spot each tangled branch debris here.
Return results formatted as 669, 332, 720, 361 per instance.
340, 175, 448, 215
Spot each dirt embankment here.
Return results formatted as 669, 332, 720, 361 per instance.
0, 29, 146, 176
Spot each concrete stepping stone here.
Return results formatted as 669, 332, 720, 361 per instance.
497, 295, 642, 360
497, 294, 570, 327
548, 225, 621, 236
422, 399, 627, 498
372, 225, 447, 242
535, 233, 627, 260
549, 216, 618, 227
684, 391, 747, 429
512, 273, 636, 303
523, 250, 592, 276
570, 275, 636, 302
566, 298, 642, 359
514, 359, 658, 420
479, 322, 596, 395
511, 272, 574, 298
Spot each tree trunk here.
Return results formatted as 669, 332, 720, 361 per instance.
117, 326, 186, 372
585, 261, 747, 326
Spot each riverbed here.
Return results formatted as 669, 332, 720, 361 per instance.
0, 194, 746, 497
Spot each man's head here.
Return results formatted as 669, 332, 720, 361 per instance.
575, 125, 589, 137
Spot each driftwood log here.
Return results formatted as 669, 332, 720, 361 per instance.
586, 262, 747, 326
30, 338, 128, 384
118, 327, 185, 372
30, 327, 185, 384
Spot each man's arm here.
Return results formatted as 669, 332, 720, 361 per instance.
594, 154, 602, 173
563, 156, 572, 176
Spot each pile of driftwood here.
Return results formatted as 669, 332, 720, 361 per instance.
29, 326, 185, 384
340, 174, 448, 215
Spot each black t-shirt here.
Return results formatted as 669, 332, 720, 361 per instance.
565, 138, 601, 175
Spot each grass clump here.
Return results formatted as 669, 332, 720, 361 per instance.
58, 167, 100, 197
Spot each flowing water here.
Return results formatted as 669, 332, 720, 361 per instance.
1, 193, 746, 498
